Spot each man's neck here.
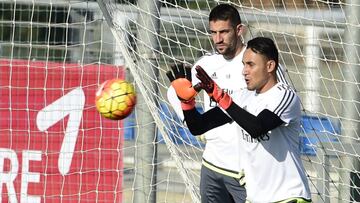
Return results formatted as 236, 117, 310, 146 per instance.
223, 43, 244, 60
256, 78, 278, 94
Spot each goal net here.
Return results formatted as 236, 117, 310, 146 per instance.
0, 0, 359, 202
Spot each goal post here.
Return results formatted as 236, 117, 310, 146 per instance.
1, 0, 360, 202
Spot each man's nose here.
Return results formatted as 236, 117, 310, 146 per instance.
242, 67, 248, 76
213, 33, 222, 43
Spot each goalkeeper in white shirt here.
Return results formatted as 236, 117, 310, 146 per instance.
167, 4, 248, 202
168, 37, 311, 203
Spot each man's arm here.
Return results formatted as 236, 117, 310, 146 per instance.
183, 107, 232, 135
194, 65, 284, 138
225, 102, 283, 138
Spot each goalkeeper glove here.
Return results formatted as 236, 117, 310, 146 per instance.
166, 63, 199, 110
194, 65, 233, 110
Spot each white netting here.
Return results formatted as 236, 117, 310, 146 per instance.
1, 0, 360, 202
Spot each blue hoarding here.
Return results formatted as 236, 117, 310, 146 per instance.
300, 115, 340, 155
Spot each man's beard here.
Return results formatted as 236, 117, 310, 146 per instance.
219, 45, 236, 59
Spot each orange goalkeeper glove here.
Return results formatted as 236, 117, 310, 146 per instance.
194, 65, 233, 110
166, 63, 200, 110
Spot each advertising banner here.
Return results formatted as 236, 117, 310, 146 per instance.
0, 59, 125, 202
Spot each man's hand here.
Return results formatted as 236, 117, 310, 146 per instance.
193, 65, 214, 95
166, 63, 198, 110
195, 65, 233, 110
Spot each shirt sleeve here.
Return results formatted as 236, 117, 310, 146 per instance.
183, 106, 232, 135
166, 86, 185, 121
226, 103, 283, 138
265, 84, 301, 125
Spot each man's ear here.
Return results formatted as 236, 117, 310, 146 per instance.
267, 60, 276, 73
236, 24, 244, 36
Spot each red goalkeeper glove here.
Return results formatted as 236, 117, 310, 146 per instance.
194, 65, 233, 110
166, 63, 199, 110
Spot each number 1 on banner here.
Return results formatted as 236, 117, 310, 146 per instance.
36, 87, 85, 175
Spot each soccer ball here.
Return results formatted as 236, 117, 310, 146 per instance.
95, 79, 136, 120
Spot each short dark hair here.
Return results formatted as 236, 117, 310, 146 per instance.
209, 4, 241, 27
246, 37, 279, 69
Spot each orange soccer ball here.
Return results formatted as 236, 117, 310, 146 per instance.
95, 79, 136, 120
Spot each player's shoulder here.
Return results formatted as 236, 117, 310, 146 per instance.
270, 82, 300, 117
271, 82, 299, 104
274, 82, 299, 104
194, 51, 223, 66
274, 82, 296, 94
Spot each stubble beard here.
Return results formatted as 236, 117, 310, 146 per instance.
221, 46, 236, 60
219, 39, 239, 60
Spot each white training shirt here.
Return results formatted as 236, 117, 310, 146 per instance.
167, 49, 246, 176
233, 82, 311, 202
191, 50, 247, 175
